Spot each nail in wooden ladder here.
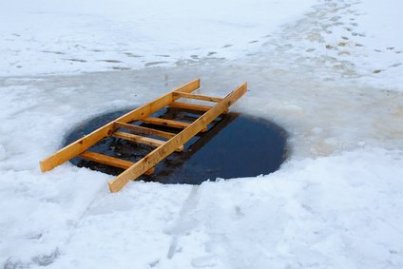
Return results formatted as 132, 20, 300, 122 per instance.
40, 79, 247, 192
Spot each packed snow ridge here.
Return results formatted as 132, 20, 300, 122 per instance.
1, 0, 402, 268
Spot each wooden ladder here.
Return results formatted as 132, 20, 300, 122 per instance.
40, 79, 247, 192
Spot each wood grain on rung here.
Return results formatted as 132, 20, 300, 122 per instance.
173, 92, 223, 102
169, 101, 224, 113
142, 117, 190, 129
80, 151, 134, 169
114, 122, 176, 139
79, 151, 154, 175
142, 117, 208, 132
113, 131, 183, 152
108, 82, 247, 192
113, 131, 165, 146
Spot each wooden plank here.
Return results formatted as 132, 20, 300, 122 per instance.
169, 101, 227, 114
79, 151, 154, 175
40, 126, 114, 172
142, 117, 190, 129
113, 131, 165, 147
80, 151, 134, 169
142, 117, 208, 132
40, 79, 200, 172
112, 131, 184, 152
108, 82, 247, 192
114, 122, 176, 139
173, 92, 223, 102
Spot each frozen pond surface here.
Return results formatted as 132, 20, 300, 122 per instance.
1, 46, 403, 269
1, 0, 403, 268
1, 52, 402, 268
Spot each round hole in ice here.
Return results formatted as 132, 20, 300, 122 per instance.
64, 108, 288, 184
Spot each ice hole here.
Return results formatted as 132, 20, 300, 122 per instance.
64, 108, 288, 184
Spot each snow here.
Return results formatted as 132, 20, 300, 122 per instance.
1, 0, 403, 268
0, 0, 314, 76
253, 0, 403, 90
34, 149, 396, 268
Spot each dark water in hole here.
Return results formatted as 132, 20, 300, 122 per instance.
64, 108, 288, 184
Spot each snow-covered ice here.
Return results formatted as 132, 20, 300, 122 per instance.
0, 0, 314, 76
1, 0, 403, 268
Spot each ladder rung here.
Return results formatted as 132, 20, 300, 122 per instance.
173, 92, 223, 102
142, 117, 208, 132
113, 131, 183, 152
114, 122, 176, 139
169, 101, 220, 113
142, 117, 190, 129
79, 151, 154, 175
80, 151, 133, 169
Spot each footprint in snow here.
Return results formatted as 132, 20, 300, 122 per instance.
64, 58, 87, 63
235, 205, 245, 217
390, 63, 402, 68
191, 255, 217, 268
42, 50, 65, 55
112, 66, 131, 70
98, 59, 121, 63
145, 61, 169, 67
124, 52, 143, 57
338, 51, 351, 56
32, 248, 60, 266
149, 259, 160, 267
